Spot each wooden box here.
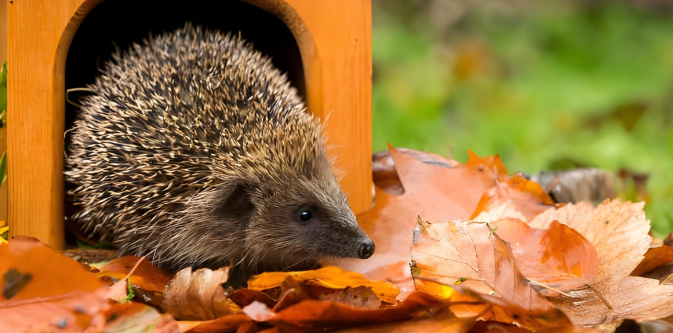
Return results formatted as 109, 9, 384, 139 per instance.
7, 0, 373, 249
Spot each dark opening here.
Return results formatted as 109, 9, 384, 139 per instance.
63, 0, 305, 246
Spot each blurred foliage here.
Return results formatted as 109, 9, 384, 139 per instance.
372, 0, 673, 235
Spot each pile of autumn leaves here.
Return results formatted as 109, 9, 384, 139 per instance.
2, 147, 673, 333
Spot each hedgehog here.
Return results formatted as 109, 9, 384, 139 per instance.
65, 24, 375, 286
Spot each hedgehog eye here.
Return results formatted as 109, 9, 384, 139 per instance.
297, 209, 312, 223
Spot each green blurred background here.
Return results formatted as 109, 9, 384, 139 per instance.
371, 0, 673, 235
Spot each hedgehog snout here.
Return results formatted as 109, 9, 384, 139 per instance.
358, 238, 375, 259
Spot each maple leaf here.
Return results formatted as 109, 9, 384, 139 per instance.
340, 147, 497, 298
528, 200, 673, 325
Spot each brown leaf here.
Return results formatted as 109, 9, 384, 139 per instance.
412, 278, 570, 331
631, 245, 673, 276
331, 308, 476, 333
162, 266, 238, 321
529, 200, 673, 325
177, 313, 252, 333
469, 321, 601, 333
60, 248, 118, 266
410, 219, 557, 313
97, 255, 172, 293
244, 291, 451, 331
229, 288, 278, 309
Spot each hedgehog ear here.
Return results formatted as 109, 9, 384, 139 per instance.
217, 182, 256, 224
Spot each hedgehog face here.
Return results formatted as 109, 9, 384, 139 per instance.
240, 173, 375, 269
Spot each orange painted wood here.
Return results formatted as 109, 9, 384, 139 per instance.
8, 0, 373, 249
1, 0, 7, 225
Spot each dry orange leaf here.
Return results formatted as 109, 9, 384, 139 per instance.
371, 148, 459, 196
469, 321, 601, 333
163, 266, 238, 321
0, 239, 104, 301
247, 266, 399, 304
631, 244, 673, 276
341, 147, 496, 298
491, 219, 598, 296
464, 150, 509, 183
103, 302, 180, 333
411, 278, 570, 331
529, 200, 673, 325
177, 313, 252, 333
243, 291, 451, 331
0, 239, 111, 331
0, 239, 105, 301
410, 218, 557, 314
97, 255, 172, 293
0, 288, 111, 332
335, 309, 475, 333
470, 174, 557, 222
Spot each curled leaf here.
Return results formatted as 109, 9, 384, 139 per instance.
162, 266, 238, 321
491, 219, 598, 296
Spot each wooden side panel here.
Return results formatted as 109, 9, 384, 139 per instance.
302, 0, 373, 214
7, 0, 99, 248
1, 0, 7, 225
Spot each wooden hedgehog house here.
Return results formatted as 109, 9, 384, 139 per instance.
7, 0, 373, 249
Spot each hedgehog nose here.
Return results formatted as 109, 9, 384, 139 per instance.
358, 239, 375, 259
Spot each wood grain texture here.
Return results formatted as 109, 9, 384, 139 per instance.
8, 0, 373, 249
8, 0, 102, 248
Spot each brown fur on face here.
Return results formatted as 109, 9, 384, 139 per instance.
65, 23, 373, 286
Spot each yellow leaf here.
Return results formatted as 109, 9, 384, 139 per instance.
247, 266, 400, 304
0, 226, 8, 244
